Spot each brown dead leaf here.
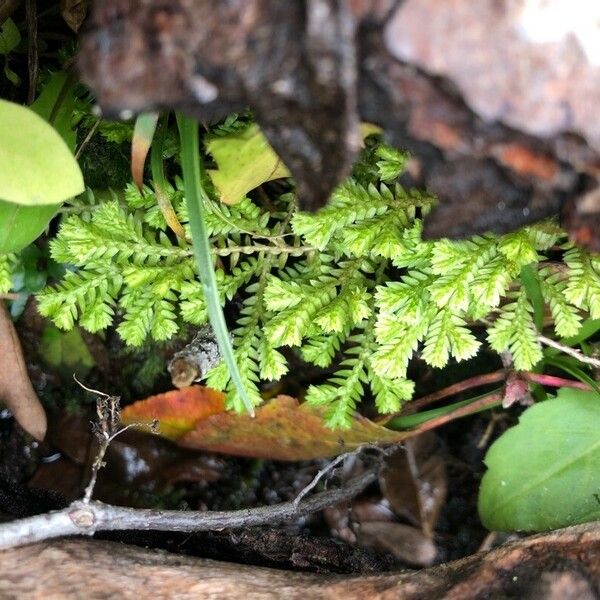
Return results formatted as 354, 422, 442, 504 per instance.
356, 521, 437, 567
0, 304, 46, 440
121, 386, 408, 461
60, 0, 88, 32
379, 433, 447, 537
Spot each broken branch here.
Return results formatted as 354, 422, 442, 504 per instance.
0, 469, 377, 550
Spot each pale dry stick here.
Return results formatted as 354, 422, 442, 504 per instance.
75, 118, 102, 160
0, 469, 378, 550
73, 376, 156, 503
538, 334, 600, 369
292, 444, 395, 508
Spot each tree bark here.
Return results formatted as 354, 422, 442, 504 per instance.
0, 522, 598, 599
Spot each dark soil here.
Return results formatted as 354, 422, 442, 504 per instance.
0, 300, 514, 574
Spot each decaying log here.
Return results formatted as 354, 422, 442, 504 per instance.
79, 0, 600, 245
0, 522, 598, 599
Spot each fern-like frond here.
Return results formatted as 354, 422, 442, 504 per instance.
37, 266, 122, 332
430, 236, 497, 312
539, 268, 582, 338
369, 370, 415, 414
421, 308, 480, 368
292, 181, 391, 249
375, 145, 409, 182
0, 254, 16, 294
487, 289, 543, 370
563, 246, 600, 319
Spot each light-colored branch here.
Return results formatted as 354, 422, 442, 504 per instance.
538, 335, 600, 369
75, 118, 102, 160
0, 469, 377, 550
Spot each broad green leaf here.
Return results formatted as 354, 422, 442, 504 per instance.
0, 99, 84, 205
0, 18, 20, 55
40, 325, 95, 375
30, 71, 77, 151
206, 123, 290, 205
0, 200, 59, 253
478, 389, 600, 532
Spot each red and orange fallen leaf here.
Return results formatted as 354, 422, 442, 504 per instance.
121, 386, 409, 461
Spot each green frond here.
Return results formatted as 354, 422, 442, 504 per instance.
497, 230, 539, 267
525, 220, 565, 250
300, 326, 350, 368
118, 288, 179, 346
470, 254, 517, 313
204, 197, 270, 237
37, 266, 122, 332
375, 145, 409, 182
430, 236, 497, 312
369, 371, 415, 414
422, 308, 480, 368
375, 270, 433, 325
292, 181, 391, 250
51, 201, 186, 267
563, 246, 600, 319
36, 127, 597, 428
371, 313, 430, 379
306, 353, 367, 429
179, 280, 208, 325
314, 283, 371, 333
487, 289, 543, 370
258, 335, 288, 381
0, 254, 16, 294
539, 268, 583, 338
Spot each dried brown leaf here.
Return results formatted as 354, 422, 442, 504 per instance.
0, 304, 46, 440
121, 387, 408, 461
356, 521, 437, 567
60, 0, 88, 32
379, 433, 446, 537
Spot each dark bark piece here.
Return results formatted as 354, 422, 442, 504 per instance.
79, 0, 600, 246
79, 0, 360, 212
0, 522, 598, 599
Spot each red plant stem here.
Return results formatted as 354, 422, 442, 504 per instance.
409, 391, 503, 436
379, 368, 592, 430
522, 372, 592, 391
380, 370, 506, 422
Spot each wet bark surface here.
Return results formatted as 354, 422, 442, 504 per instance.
0, 522, 598, 599
79, 0, 600, 245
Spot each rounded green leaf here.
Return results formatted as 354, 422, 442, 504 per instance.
0, 99, 84, 205
0, 18, 21, 55
478, 389, 600, 532
0, 199, 60, 253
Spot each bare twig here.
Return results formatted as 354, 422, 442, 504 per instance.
0, 469, 378, 550
75, 118, 102, 160
293, 443, 397, 508
73, 378, 157, 503
25, 0, 37, 105
538, 335, 600, 369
